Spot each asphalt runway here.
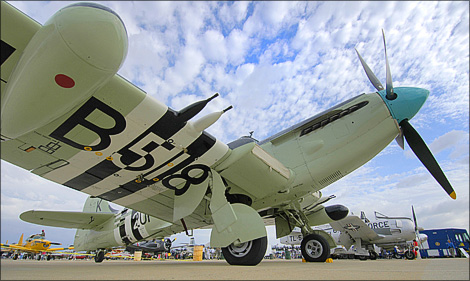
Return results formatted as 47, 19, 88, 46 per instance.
1, 258, 469, 280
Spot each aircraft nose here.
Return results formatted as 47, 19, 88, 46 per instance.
379, 87, 429, 124
419, 233, 428, 242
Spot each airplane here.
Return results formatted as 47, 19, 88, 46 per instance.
1, 1, 455, 266
20, 196, 176, 263
0, 230, 74, 260
125, 238, 174, 256
280, 208, 428, 260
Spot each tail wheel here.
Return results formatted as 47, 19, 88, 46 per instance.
222, 236, 267, 266
94, 250, 105, 263
301, 233, 330, 262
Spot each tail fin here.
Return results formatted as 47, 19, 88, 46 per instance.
18, 233, 24, 245
82, 196, 118, 213
74, 196, 117, 251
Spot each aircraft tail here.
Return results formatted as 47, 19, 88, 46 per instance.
18, 233, 24, 245
82, 196, 118, 213
74, 196, 117, 251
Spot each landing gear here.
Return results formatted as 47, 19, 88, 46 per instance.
46, 255, 52, 261
94, 250, 105, 263
404, 250, 415, 260
369, 250, 378, 260
12, 254, 18, 260
222, 236, 267, 266
300, 234, 330, 262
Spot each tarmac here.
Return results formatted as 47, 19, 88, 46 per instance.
1, 258, 469, 280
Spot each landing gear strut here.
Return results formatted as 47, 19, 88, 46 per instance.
222, 236, 267, 266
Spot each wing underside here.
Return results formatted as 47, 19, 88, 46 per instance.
20, 210, 115, 230
1, 1, 230, 232
329, 215, 382, 242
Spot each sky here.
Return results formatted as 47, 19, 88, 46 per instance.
2, 1, 469, 249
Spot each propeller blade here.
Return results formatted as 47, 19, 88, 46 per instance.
412, 205, 424, 253
382, 30, 396, 100
395, 127, 405, 150
412, 205, 418, 231
355, 48, 385, 92
400, 119, 456, 199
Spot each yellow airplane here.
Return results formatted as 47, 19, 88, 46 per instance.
1, 230, 74, 260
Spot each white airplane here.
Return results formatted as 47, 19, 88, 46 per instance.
1, 2, 455, 266
280, 208, 428, 260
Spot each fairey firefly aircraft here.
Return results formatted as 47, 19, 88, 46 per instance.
0, 230, 74, 260
280, 207, 428, 260
1, 2, 455, 266
21, 196, 175, 263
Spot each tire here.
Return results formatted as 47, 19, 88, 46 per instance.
13, 254, 18, 260
94, 250, 105, 263
404, 251, 415, 260
300, 234, 330, 262
222, 236, 267, 266
369, 250, 378, 260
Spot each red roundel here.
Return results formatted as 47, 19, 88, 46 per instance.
55, 74, 75, 88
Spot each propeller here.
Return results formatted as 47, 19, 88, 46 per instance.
355, 30, 456, 200
382, 30, 396, 100
411, 205, 424, 257
400, 120, 456, 199
163, 238, 176, 251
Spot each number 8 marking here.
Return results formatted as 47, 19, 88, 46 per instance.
162, 164, 210, 196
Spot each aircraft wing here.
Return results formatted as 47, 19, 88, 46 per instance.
0, 244, 37, 253
48, 246, 75, 252
20, 210, 115, 230
0, 243, 73, 253
1, 2, 232, 233
329, 215, 383, 242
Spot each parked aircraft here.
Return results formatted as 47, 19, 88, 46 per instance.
20, 196, 175, 263
126, 238, 174, 256
0, 230, 73, 260
280, 208, 428, 260
1, 2, 455, 266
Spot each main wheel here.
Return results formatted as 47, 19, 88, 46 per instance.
94, 250, 105, 263
300, 233, 330, 262
369, 250, 378, 260
13, 254, 18, 260
404, 250, 415, 260
222, 236, 267, 266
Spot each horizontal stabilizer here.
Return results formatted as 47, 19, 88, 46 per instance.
20, 210, 114, 230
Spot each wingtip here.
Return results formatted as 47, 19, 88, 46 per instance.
450, 191, 456, 200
